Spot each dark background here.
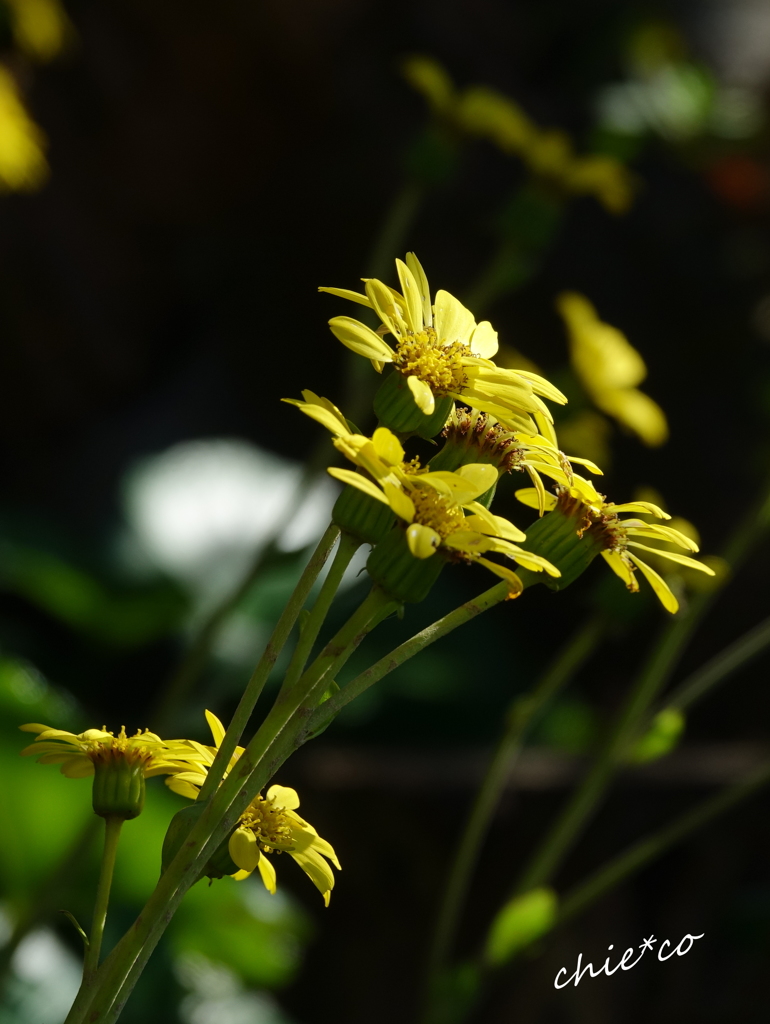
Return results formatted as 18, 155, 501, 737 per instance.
2, 1, 770, 1022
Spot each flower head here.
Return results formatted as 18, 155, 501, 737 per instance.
20, 722, 201, 818
516, 475, 715, 613
168, 712, 339, 904
557, 292, 668, 447
320, 253, 566, 431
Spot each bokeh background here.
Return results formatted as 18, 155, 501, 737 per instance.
2, 1, 770, 1022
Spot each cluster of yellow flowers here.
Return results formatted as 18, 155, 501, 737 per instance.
304, 252, 712, 611
20, 253, 713, 910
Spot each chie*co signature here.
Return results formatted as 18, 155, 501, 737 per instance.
554, 931, 705, 989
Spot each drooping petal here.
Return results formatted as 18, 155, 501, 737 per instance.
515, 488, 557, 512
627, 553, 680, 613
476, 558, 523, 596
406, 522, 441, 558
407, 373, 436, 415
383, 481, 416, 522
256, 851, 277, 894
626, 543, 715, 573
229, 826, 260, 873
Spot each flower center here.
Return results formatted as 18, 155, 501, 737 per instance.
393, 328, 468, 395
241, 795, 295, 853
410, 488, 466, 539
88, 728, 156, 768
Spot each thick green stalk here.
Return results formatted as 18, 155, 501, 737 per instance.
278, 531, 361, 698
425, 615, 604, 992
557, 760, 770, 927
82, 817, 123, 983
301, 580, 511, 742
197, 523, 340, 803
65, 587, 396, 1024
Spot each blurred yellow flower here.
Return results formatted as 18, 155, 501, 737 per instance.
6, 0, 73, 62
516, 475, 714, 613
320, 252, 566, 430
403, 57, 635, 214
557, 292, 668, 447
0, 67, 49, 191
167, 712, 339, 904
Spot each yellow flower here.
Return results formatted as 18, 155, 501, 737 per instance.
332, 431, 560, 594
20, 722, 202, 818
320, 253, 566, 431
229, 785, 340, 906
557, 292, 668, 446
19, 722, 198, 778
516, 475, 714, 613
402, 57, 635, 214
6, 0, 74, 63
168, 712, 339, 904
0, 67, 49, 192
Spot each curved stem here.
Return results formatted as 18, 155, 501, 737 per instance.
82, 817, 123, 983
424, 614, 604, 997
197, 523, 339, 803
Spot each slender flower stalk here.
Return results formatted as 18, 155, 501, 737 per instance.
424, 615, 605, 996
82, 817, 123, 982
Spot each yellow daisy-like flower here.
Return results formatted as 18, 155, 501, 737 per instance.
320, 253, 566, 429
20, 722, 202, 818
516, 475, 714, 613
557, 292, 668, 447
19, 722, 198, 778
0, 67, 49, 192
167, 712, 339, 905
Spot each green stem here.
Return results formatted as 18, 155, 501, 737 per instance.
82, 817, 123, 983
663, 613, 770, 716
65, 587, 397, 1024
302, 581, 511, 742
278, 531, 361, 698
197, 522, 340, 803
425, 615, 604, 993
557, 760, 770, 928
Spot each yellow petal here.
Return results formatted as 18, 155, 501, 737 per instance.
515, 488, 557, 511
477, 558, 523, 596
365, 278, 408, 337
229, 826, 260, 873
626, 543, 715, 573
469, 320, 499, 358
405, 252, 432, 327
627, 553, 680, 613
433, 289, 476, 345
204, 710, 226, 748
407, 374, 435, 415
327, 468, 389, 504
328, 316, 395, 362
383, 481, 416, 522
318, 285, 373, 309
395, 259, 424, 332
256, 851, 277, 894
372, 427, 405, 466
406, 522, 441, 558
266, 784, 301, 810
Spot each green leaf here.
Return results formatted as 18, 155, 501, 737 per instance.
484, 887, 558, 966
